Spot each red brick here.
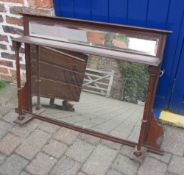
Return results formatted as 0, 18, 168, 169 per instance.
3, 25, 23, 35
1, 52, 15, 60
0, 15, 3, 23
0, 74, 13, 81
0, 60, 13, 67
10, 69, 16, 81
0, 0, 23, 3
9, 6, 22, 14
113, 39, 128, 48
0, 67, 9, 74
29, 0, 53, 8
0, 44, 7, 50
87, 32, 105, 45
0, 34, 8, 42
0, 4, 6, 12
6, 16, 23, 26
10, 6, 52, 15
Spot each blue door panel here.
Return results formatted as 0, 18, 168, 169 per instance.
91, 0, 109, 22
53, 0, 62, 16
74, 0, 91, 19
109, 0, 127, 24
169, 39, 184, 114
54, 0, 74, 17
154, 0, 184, 110
146, 0, 170, 29
141, 0, 170, 110
127, 0, 148, 26
169, 14, 184, 114
166, 0, 184, 86
53, 0, 184, 116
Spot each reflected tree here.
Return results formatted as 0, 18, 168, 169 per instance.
118, 62, 148, 103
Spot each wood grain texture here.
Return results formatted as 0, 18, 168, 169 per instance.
13, 36, 162, 66
32, 77, 82, 101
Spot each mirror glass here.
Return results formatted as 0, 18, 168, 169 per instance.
29, 21, 159, 56
31, 46, 149, 143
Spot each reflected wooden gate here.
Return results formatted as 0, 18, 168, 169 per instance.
83, 68, 114, 97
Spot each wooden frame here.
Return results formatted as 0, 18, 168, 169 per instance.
12, 13, 170, 157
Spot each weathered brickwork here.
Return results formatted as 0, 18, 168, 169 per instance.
0, 0, 53, 81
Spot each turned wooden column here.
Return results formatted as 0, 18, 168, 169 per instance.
36, 45, 42, 110
13, 41, 24, 120
24, 43, 32, 112
134, 65, 160, 157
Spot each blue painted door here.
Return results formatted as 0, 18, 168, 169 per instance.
53, 0, 184, 116
169, 39, 184, 114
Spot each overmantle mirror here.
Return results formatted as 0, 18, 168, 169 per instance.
31, 46, 149, 143
12, 13, 170, 157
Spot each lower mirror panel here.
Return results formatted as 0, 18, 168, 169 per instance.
31, 48, 149, 144
32, 92, 144, 143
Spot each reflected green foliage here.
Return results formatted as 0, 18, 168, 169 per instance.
115, 34, 129, 44
104, 33, 129, 48
0, 80, 6, 91
118, 62, 148, 103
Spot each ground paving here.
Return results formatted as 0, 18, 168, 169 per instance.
0, 84, 183, 175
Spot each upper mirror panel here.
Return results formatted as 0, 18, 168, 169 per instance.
29, 21, 159, 56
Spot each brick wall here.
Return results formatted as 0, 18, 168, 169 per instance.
0, 0, 53, 82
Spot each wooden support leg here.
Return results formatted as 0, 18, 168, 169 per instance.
13, 41, 24, 120
36, 45, 42, 110
13, 41, 33, 125
25, 43, 32, 112
133, 66, 161, 161
49, 98, 55, 105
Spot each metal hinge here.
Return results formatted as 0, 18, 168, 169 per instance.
160, 69, 165, 78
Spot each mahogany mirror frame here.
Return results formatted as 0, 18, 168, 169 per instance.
12, 13, 171, 158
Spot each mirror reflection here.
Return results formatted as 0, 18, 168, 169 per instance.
30, 21, 158, 56
31, 46, 149, 143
